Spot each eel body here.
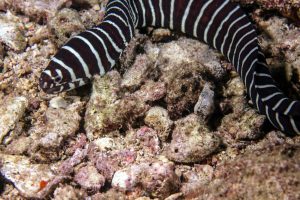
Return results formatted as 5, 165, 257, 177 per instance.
39, 0, 300, 135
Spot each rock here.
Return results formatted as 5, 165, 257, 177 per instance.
135, 126, 161, 154
74, 164, 105, 191
49, 96, 69, 109
181, 165, 214, 196
1, 0, 72, 22
73, 0, 99, 7
218, 96, 265, 145
93, 137, 117, 151
144, 106, 173, 142
53, 185, 86, 200
121, 54, 155, 90
28, 99, 84, 161
0, 13, 26, 51
4, 136, 32, 155
133, 80, 166, 102
186, 145, 300, 199
151, 28, 173, 42
167, 114, 220, 163
157, 38, 225, 119
112, 162, 180, 199
0, 96, 28, 144
236, 0, 300, 24
48, 8, 85, 46
0, 154, 55, 198
194, 83, 215, 121
85, 72, 149, 140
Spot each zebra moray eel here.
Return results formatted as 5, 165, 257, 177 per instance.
39, 0, 300, 135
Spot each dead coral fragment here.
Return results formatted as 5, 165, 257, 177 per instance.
189, 145, 300, 199
133, 80, 166, 102
74, 164, 105, 191
0, 13, 26, 51
29, 99, 84, 161
1, 0, 72, 22
85, 72, 149, 139
121, 54, 155, 90
0, 96, 28, 143
167, 114, 220, 163
0, 154, 55, 199
218, 96, 265, 145
194, 83, 215, 121
236, 0, 300, 24
112, 162, 180, 199
48, 8, 85, 46
144, 106, 173, 142
157, 38, 225, 119
53, 185, 86, 200
135, 126, 161, 154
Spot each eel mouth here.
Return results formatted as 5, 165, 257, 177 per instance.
39, 73, 90, 94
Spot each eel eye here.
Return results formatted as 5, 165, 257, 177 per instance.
54, 76, 62, 83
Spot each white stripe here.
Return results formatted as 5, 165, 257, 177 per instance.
276, 112, 284, 131
255, 93, 260, 112
170, 0, 175, 29
242, 58, 257, 83
284, 101, 296, 115
69, 82, 75, 90
103, 20, 128, 46
51, 57, 76, 81
126, 0, 137, 27
257, 61, 268, 68
55, 69, 63, 82
261, 92, 282, 102
79, 79, 86, 86
290, 117, 300, 134
258, 51, 265, 58
43, 70, 52, 77
240, 46, 258, 75
255, 73, 272, 78
138, 0, 146, 27
193, 0, 214, 37
244, 58, 255, 85
272, 98, 287, 110
105, 6, 132, 37
236, 37, 257, 72
255, 84, 276, 89
233, 29, 256, 67
227, 22, 251, 61
107, 0, 132, 23
92, 28, 122, 53
213, 6, 239, 49
74, 35, 106, 75
62, 46, 91, 78
181, 0, 193, 33
148, 0, 156, 26
43, 82, 48, 88
249, 73, 255, 102
86, 30, 115, 67
106, 12, 129, 30
265, 106, 276, 128
159, 0, 164, 26
131, 0, 139, 27
220, 14, 246, 55
58, 85, 64, 93
204, 0, 229, 43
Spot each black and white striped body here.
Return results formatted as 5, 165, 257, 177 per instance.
39, 0, 300, 135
